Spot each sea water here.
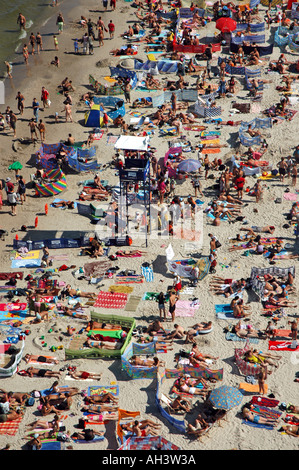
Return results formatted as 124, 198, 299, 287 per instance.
0, 0, 59, 78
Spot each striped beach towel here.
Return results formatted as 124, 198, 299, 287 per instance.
141, 266, 154, 282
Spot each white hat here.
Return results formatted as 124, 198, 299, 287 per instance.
6, 177, 11, 182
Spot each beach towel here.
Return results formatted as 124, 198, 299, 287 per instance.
141, 266, 154, 282
268, 340, 299, 351
11, 259, 42, 269
88, 385, 119, 397
242, 419, 275, 430
108, 285, 134, 294
0, 303, 27, 312
41, 441, 63, 450
250, 396, 280, 408
0, 272, 23, 281
239, 383, 268, 394
225, 332, 259, 344
115, 274, 144, 284
215, 304, 234, 314
124, 295, 142, 312
168, 300, 200, 318
72, 434, 105, 444
92, 291, 128, 309
216, 311, 235, 320
0, 416, 22, 435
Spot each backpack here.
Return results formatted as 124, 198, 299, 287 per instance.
26, 397, 35, 407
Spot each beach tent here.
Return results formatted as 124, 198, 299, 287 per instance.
85, 96, 126, 127
250, 266, 295, 298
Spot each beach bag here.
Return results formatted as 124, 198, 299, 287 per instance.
215, 240, 222, 248
26, 397, 35, 407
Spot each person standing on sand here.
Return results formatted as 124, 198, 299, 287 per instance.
28, 118, 38, 142
9, 111, 17, 138
4, 61, 12, 79
41, 86, 50, 109
15, 91, 25, 115
38, 119, 46, 142
110, 0, 116, 10
62, 102, 73, 122
108, 20, 115, 39
169, 290, 179, 322
29, 32, 36, 55
32, 97, 40, 122
53, 35, 59, 51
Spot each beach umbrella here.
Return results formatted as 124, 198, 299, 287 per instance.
177, 159, 202, 173
208, 385, 243, 410
216, 17, 237, 33
8, 161, 23, 172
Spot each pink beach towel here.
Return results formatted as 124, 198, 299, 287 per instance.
168, 300, 200, 317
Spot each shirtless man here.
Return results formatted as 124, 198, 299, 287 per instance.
17, 13, 26, 31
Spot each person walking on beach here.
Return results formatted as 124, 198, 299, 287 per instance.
16, 91, 25, 115
4, 61, 12, 79
23, 44, 29, 64
28, 118, 38, 142
41, 86, 50, 109
29, 32, 36, 55
38, 119, 46, 142
56, 12, 64, 34
36, 32, 43, 53
97, 17, 108, 35
17, 175, 26, 204
110, 0, 116, 10
32, 97, 39, 122
108, 20, 115, 39
169, 290, 179, 322
9, 111, 17, 138
62, 102, 73, 122
17, 13, 26, 31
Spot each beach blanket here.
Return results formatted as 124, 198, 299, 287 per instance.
108, 285, 134, 294
93, 291, 128, 309
0, 272, 23, 281
215, 304, 234, 314
0, 303, 27, 312
250, 396, 280, 408
11, 258, 42, 269
88, 385, 119, 397
0, 416, 22, 435
124, 295, 142, 312
239, 383, 268, 394
242, 419, 275, 430
168, 300, 200, 318
225, 332, 259, 344
115, 274, 144, 284
268, 340, 299, 351
141, 266, 154, 282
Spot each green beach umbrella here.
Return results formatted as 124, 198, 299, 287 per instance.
8, 161, 23, 171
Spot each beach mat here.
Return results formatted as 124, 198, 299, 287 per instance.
0, 416, 22, 435
88, 385, 119, 397
250, 396, 280, 408
268, 340, 299, 351
124, 295, 142, 312
93, 291, 128, 309
225, 332, 259, 344
11, 258, 41, 268
215, 304, 233, 313
216, 311, 235, 320
168, 300, 199, 318
108, 285, 134, 294
242, 419, 275, 430
239, 383, 268, 394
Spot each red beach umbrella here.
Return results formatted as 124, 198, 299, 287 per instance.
216, 17, 237, 33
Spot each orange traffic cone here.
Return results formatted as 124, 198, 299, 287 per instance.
35, 216, 38, 228
45, 204, 48, 215
15, 234, 19, 240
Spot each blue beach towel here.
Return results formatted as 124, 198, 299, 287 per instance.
141, 266, 154, 282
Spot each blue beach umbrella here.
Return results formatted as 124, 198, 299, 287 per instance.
177, 159, 201, 173
208, 385, 243, 410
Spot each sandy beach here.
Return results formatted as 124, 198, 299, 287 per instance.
0, 0, 299, 452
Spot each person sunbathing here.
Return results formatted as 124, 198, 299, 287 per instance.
172, 377, 209, 397
24, 354, 59, 365
52, 200, 75, 209
68, 370, 102, 380
85, 338, 123, 350
280, 424, 299, 437
232, 320, 266, 339
81, 404, 118, 413
57, 305, 88, 320
243, 348, 281, 367
63, 285, 97, 299
20, 368, 62, 379
26, 414, 60, 432
240, 225, 275, 235
84, 392, 119, 405
242, 406, 279, 426
232, 299, 251, 318
145, 75, 162, 90
265, 292, 297, 308
110, 45, 135, 56
184, 322, 213, 343
129, 355, 164, 367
